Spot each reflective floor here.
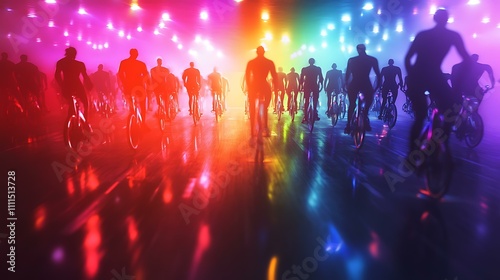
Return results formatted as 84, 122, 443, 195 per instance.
1, 95, 500, 280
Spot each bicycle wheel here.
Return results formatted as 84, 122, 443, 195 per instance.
277, 100, 282, 121
424, 144, 453, 199
386, 103, 397, 128
215, 100, 220, 122
128, 114, 141, 149
168, 99, 177, 121
65, 115, 86, 151
464, 113, 483, 148
193, 98, 200, 125
330, 103, 339, 127
307, 103, 315, 132
159, 101, 167, 132
340, 100, 346, 119
353, 114, 365, 149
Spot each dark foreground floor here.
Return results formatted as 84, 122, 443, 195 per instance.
1, 96, 500, 280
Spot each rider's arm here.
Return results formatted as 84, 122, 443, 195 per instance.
397, 67, 403, 88
318, 68, 324, 92
270, 62, 278, 90
373, 59, 382, 90
453, 32, 470, 62
54, 61, 63, 88
485, 64, 495, 88
81, 63, 93, 91
299, 69, 305, 91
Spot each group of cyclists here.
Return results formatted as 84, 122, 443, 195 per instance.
0, 52, 49, 122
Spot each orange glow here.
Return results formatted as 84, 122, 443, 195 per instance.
267, 255, 279, 280
188, 224, 211, 279
85, 165, 100, 191
34, 205, 47, 230
83, 214, 103, 278
183, 178, 197, 198
127, 216, 139, 243
261, 11, 270, 21
162, 178, 173, 204
66, 177, 75, 196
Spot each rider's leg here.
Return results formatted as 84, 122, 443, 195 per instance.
313, 90, 320, 120
379, 88, 389, 118
407, 76, 428, 155
302, 90, 311, 122
263, 90, 272, 135
346, 85, 358, 131
326, 90, 332, 116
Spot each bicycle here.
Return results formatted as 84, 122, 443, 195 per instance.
305, 94, 315, 133
453, 86, 491, 148
157, 94, 168, 132
192, 93, 202, 125
127, 95, 143, 149
275, 92, 283, 121
65, 95, 93, 152
327, 91, 341, 127
401, 89, 414, 119
338, 91, 347, 120
289, 91, 297, 122
214, 91, 223, 122
371, 90, 381, 113
379, 90, 397, 129
415, 106, 453, 199
98, 93, 113, 119
350, 93, 367, 149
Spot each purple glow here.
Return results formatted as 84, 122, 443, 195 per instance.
52, 247, 64, 263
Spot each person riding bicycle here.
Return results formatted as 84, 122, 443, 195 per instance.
451, 54, 495, 106
118, 48, 150, 122
207, 67, 223, 113
299, 58, 323, 124
91, 64, 112, 106
378, 59, 403, 120
182, 62, 201, 115
344, 44, 381, 134
274, 67, 287, 113
404, 8, 470, 155
55, 47, 93, 119
15, 54, 42, 112
286, 67, 300, 112
150, 57, 169, 108
166, 69, 180, 112
245, 46, 277, 141
323, 63, 343, 118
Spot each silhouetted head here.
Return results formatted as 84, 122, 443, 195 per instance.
331, 63, 337, 69
356, 44, 366, 55
433, 9, 449, 26
290, 67, 295, 72
20, 54, 27, 62
308, 58, 315, 65
189, 62, 194, 67
471, 54, 479, 62
98, 64, 103, 70
157, 58, 162, 66
278, 67, 283, 72
1, 52, 7, 60
388, 59, 394, 65
65, 47, 77, 58
213, 67, 218, 72
129, 48, 139, 59
256, 46, 265, 56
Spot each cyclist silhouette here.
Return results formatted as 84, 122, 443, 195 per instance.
15, 54, 41, 110
404, 8, 470, 153
299, 58, 323, 123
150, 58, 169, 107
91, 64, 111, 104
378, 59, 403, 119
118, 48, 150, 121
55, 47, 92, 119
451, 53, 495, 105
285, 67, 300, 111
207, 67, 222, 112
182, 62, 201, 115
324, 63, 343, 117
344, 44, 381, 133
245, 46, 277, 141
274, 67, 287, 113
